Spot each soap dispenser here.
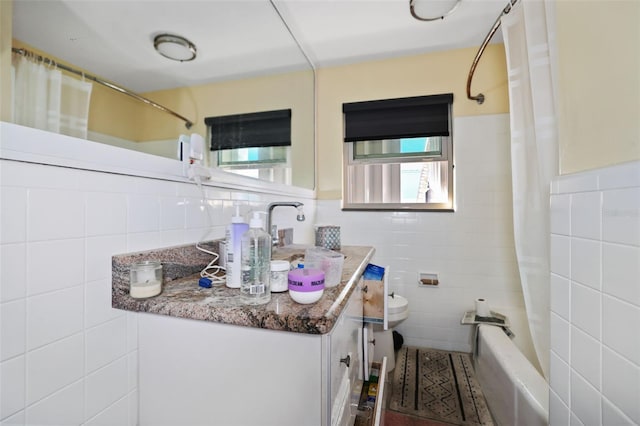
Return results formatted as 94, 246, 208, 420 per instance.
240, 212, 272, 305
225, 205, 249, 289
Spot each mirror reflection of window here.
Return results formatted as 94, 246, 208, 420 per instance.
206, 110, 292, 185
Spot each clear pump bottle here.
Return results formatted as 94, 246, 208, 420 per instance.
240, 212, 272, 305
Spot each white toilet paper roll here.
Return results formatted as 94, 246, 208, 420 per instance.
475, 298, 491, 317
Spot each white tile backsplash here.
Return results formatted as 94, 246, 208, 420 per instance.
570, 326, 601, 390
26, 286, 83, 350
85, 235, 127, 283
550, 161, 640, 426
602, 397, 636, 426
603, 187, 640, 246
602, 242, 640, 305
85, 357, 129, 420
84, 396, 129, 426
1, 145, 314, 424
85, 279, 125, 329
127, 195, 160, 233
0, 299, 25, 361
550, 194, 571, 236
549, 389, 570, 426
551, 312, 571, 362
26, 239, 84, 296
550, 350, 571, 405
85, 317, 128, 374
0, 187, 27, 244
28, 188, 85, 242
85, 192, 128, 237
26, 333, 84, 405
602, 295, 640, 365
570, 282, 601, 339
0, 243, 26, 302
159, 197, 186, 231
570, 370, 602, 426
1, 356, 25, 419
570, 238, 601, 290
25, 381, 84, 426
570, 191, 602, 240
551, 234, 571, 278
550, 273, 571, 320
602, 347, 640, 424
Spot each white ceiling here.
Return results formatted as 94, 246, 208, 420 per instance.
12, 0, 507, 93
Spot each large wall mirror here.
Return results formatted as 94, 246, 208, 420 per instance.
11, 0, 315, 189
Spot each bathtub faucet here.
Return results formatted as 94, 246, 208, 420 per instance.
266, 201, 305, 246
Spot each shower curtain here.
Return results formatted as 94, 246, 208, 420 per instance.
12, 55, 92, 139
502, 0, 558, 379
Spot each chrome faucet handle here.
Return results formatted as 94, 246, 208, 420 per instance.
270, 224, 279, 245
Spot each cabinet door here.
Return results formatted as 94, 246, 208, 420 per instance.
328, 283, 363, 426
362, 266, 389, 330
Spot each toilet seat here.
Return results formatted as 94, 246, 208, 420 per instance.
387, 295, 409, 329
388, 295, 408, 314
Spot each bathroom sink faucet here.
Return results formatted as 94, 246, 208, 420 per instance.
266, 201, 305, 246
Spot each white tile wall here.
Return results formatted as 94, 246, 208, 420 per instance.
316, 114, 535, 358
1, 149, 315, 424
549, 160, 640, 426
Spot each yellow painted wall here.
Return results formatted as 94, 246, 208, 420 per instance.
556, 0, 640, 175
315, 44, 509, 199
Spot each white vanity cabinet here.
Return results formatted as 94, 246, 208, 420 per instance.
138, 283, 364, 426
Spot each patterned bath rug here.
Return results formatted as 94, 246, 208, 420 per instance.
389, 346, 494, 426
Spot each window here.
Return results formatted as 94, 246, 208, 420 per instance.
205, 109, 292, 185
342, 94, 454, 211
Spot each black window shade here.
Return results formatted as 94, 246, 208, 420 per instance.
205, 109, 292, 151
342, 93, 453, 142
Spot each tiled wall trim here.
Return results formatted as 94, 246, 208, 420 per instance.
549, 160, 640, 426
0, 158, 315, 425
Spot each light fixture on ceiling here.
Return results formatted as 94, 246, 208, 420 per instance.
153, 34, 197, 62
410, 0, 462, 21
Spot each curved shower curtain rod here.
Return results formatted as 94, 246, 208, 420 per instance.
11, 47, 194, 129
466, 0, 519, 104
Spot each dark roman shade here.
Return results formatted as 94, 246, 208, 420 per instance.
342, 93, 453, 142
205, 109, 292, 151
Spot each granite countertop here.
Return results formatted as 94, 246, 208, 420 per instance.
112, 243, 375, 334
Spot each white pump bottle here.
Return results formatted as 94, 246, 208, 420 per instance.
225, 206, 249, 289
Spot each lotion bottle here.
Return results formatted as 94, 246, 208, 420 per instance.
240, 212, 271, 305
225, 206, 249, 288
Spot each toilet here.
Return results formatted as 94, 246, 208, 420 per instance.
372, 294, 409, 372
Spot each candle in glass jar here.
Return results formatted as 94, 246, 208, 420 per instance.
130, 261, 162, 298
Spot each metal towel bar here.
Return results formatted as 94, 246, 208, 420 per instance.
466, 0, 519, 104
11, 47, 194, 129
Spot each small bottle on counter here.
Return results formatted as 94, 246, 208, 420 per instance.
240, 212, 271, 305
225, 205, 249, 289
270, 260, 290, 293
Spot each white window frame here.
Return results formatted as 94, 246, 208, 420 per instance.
342, 132, 454, 211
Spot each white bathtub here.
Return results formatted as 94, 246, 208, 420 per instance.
474, 324, 549, 426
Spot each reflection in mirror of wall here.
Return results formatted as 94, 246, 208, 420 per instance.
10, 0, 315, 190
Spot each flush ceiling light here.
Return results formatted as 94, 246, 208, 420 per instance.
153, 34, 197, 62
410, 0, 462, 21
